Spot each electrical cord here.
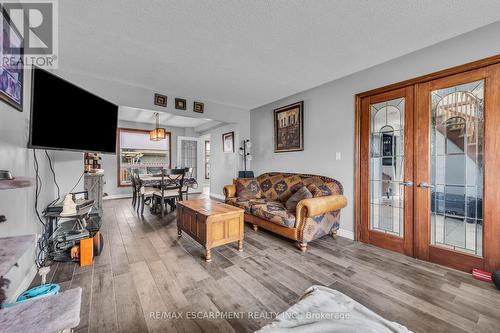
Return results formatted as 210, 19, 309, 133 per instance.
45, 150, 60, 205
33, 150, 44, 226
33, 149, 47, 267
69, 172, 85, 194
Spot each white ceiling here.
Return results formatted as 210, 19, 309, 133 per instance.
58, 0, 500, 109
119, 106, 222, 129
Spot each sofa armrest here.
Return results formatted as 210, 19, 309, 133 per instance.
296, 194, 347, 220
223, 184, 236, 198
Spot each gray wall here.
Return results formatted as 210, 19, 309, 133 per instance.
200, 123, 243, 199
53, 121, 189, 198
51, 70, 251, 199
250, 21, 500, 234
0, 71, 55, 300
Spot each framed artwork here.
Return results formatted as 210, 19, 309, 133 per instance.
274, 101, 304, 152
154, 93, 167, 107
175, 98, 186, 110
222, 131, 234, 153
0, 8, 23, 111
193, 101, 204, 113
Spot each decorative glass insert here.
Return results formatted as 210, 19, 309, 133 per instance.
370, 98, 405, 237
180, 140, 198, 181
430, 80, 484, 257
205, 140, 211, 179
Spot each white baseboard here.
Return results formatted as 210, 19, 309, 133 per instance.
103, 194, 132, 200
337, 228, 354, 240
210, 193, 225, 201
9, 264, 38, 303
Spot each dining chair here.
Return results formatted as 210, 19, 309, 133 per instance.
152, 168, 186, 217
130, 168, 141, 208
136, 175, 155, 215
181, 167, 193, 200
130, 173, 138, 208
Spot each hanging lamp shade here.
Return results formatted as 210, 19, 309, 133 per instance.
150, 112, 166, 141
150, 127, 166, 141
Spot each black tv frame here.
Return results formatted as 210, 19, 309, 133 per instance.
28, 67, 118, 154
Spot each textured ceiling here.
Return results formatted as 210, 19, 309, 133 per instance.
58, 0, 500, 109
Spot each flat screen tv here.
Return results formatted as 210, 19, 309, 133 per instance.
29, 67, 118, 153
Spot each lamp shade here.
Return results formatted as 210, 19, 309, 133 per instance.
150, 112, 167, 141
150, 127, 166, 141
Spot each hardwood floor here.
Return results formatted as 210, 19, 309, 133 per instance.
30, 197, 500, 333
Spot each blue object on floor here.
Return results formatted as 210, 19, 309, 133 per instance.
2, 283, 60, 308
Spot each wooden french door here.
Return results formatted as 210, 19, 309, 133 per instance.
415, 65, 500, 272
358, 62, 500, 272
359, 87, 414, 256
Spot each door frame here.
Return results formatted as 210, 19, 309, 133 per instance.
354, 54, 500, 272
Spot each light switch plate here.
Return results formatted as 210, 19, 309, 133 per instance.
335, 152, 341, 161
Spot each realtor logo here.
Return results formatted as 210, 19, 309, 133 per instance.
1, 0, 58, 68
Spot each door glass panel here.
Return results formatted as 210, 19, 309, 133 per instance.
430, 80, 484, 257
369, 98, 405, 237
180, 140, 198, 181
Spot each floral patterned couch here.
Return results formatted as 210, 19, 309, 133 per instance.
223, 172, 347, 252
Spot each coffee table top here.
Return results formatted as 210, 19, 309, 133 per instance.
177, 199, 243, 217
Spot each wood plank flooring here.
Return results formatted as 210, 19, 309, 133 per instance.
30, 197, 500, 333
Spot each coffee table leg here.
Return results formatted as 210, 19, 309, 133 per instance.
205, 248, 212, 262
238, 240, 243, 252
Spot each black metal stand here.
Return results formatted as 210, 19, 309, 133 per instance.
239, 139, 254, 178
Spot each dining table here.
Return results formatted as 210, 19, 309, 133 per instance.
139, 174, 198, 214
139, 174, 198, 189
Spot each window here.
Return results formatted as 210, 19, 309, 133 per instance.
117, 128, 171, 186
205, 140, 210, 179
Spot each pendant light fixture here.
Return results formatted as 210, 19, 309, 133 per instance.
150, 112, 166, 141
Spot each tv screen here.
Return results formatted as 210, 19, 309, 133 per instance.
29, 68, 118, 153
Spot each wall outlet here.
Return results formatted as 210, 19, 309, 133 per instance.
335, 152, 341, 161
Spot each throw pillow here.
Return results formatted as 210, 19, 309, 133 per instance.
234, 178, 263, 199
307, 183, 333, 197
285, 186, 313, 211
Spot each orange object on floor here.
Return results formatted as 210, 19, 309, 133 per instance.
79, 237, 94, 266
93, 231, 102, 256
70, 245, 80, 260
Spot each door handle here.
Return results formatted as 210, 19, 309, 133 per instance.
402, 181, 414, 187
418, 182, 434, 189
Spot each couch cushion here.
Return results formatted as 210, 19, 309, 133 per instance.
307, 183, 333, 197
234, 178, 263, 199
285, 185, 313, 211
257, 172, 343, 201
252, 201, 296, 228
226, 197, 267, 213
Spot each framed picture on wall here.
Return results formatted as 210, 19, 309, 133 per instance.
175, 98, 186, 110
154, 93, 167, 107
0, 8, 24, 111
274, 101, 304, 152
193, 101, 204, 113
222, 131, 234, 153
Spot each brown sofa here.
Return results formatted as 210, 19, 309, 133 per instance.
223, 172, 347, 252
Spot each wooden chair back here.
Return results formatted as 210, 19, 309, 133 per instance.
160, 168, 187, 200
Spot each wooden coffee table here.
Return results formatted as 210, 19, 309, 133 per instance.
176, 199, 244, 262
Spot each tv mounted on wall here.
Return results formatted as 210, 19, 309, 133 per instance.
29, 67, 118, 153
